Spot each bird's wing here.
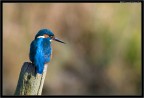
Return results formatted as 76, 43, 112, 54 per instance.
29, 40, 37, 62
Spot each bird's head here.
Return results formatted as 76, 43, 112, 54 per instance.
35, 29, 65, 44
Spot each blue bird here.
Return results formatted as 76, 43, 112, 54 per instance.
29, 29, 65, 74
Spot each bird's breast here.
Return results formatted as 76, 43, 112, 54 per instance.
40, 39, 52, 63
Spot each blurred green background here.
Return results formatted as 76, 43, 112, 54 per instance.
3, 3, 141, 95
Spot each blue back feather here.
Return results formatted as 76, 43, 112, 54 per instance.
29, 29, 53, 74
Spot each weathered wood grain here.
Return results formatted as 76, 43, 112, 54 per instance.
14, 62, 48, 95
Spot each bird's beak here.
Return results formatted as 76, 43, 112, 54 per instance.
53, 37, 66, 44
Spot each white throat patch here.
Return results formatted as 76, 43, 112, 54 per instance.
37, 36, 45, 38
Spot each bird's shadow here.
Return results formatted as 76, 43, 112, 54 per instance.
22, 62, 38, 78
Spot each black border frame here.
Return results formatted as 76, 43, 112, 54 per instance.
0, 0, 143, 97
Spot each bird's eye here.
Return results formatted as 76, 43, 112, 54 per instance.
49, 36, 53, 38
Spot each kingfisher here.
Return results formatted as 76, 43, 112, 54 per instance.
29, 29, 65, 74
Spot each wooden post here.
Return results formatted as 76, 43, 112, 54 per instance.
14, 62, 48, 95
